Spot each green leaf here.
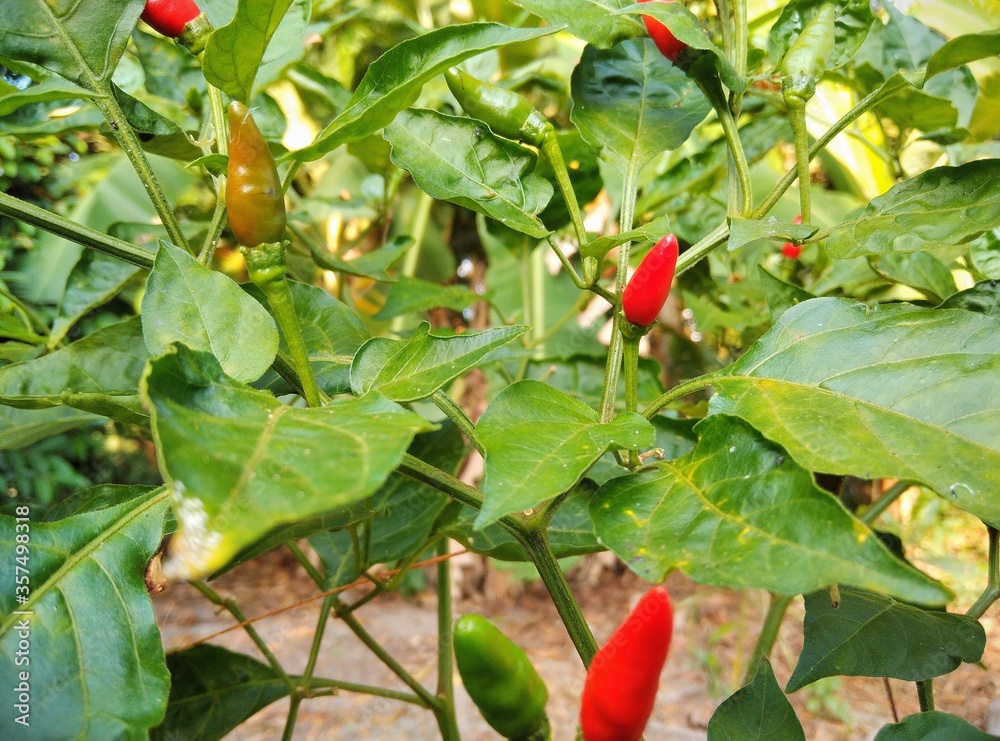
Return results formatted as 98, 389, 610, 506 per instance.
290, 23, 558, 162
571, 39, 711, 179
0, 70, 96, 117
0, 490, 171, 739
0, 0, 143, 89
582, 215, 671, 261
821, 160, 1000, 259
386, 109, 553, 238
970, 229, 1000, 279
443, 479, 602, 561
938, 281, 1000, 317
0, 317, 148, 421
873, 712, 1000, 741
151, 645, 289, 741
508, 0, 643, 49
308, 236, 412, 282
141, 241, 279, 383
351, 323, 525, 401
591, 415, 951, 606
616, 3, 747, 92
43, 484, 160, 522
251, 281, 369, 397
728, 217, 817, 253
710, 298, 1000, 527
476, 379, 654, 526
926, 29, 1000, 83
707, 659, 804, 741
769, 0, 874, 71
373, 276, 481, 321
786, 587, 986, 693
203, 0, 294, 103
757, 267, 815, 321
143, 345, 431, 579
51, 250, 144, 346
870, 251, 957, 303
0, 406, 100, 450
310, 423, 465, 587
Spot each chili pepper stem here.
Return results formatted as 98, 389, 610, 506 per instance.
917, 679, 935, 712
434, 538, 462, 741
540, 130, 594, 281
695, 74, 753, 216
598, 161, 640, 423
787, 97, 812, 224
968, 526, 1000, 620
623, 335, 641, 468
0, 191, 155, 269
522, 528, 599, 666
244, 242, 323, 408
95, 94, 191, 253
743, 592, 792, 684
198, 82, 230, 266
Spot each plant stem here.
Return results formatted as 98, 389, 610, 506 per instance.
674, 222, 730, 278
968, 526, 1000, 620
521, 528, 598, 666
916, 679, 935, 712
281, 698, 301, 741
432, 389, 484, 454
331, 595, 440, 708
199, 83, 230, 266
858, 480, 911, 525
94, 94, 190, 252
642, 374, 717, 419
787, 99, 812, 223
598, 161, 640, 423
391, 189, 434, 334
396, 456, 596, 666
0, 191, 155, 269
244, 242, 323, 408
532, 242, 546, 356
434, 538, 461, 741
304, 677, 428, 706
190, 580, 296, 692
752, 80, 905, 219
623, 335, 641, 467
744, 592, 792, 684
540, 131, 593, 279
696, 74, 752, 216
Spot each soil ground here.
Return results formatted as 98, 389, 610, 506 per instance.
153, 550, 999, 740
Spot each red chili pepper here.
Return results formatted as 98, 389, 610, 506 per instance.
621, 234, 679, 326
639, 0, 688, 63
141, 0, 202, 38
580, 587, 674, 741
781, 214, 804, 260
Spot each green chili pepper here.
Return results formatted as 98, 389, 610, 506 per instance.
780, 4, 837, 104
454, 614, 550, 740
444, 68, 552, 147
226, 101, 286, 248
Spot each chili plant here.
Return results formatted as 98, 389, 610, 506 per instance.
0, 0, 998, 739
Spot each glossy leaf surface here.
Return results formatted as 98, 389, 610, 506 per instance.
591, 416, 951, 605
142, 242, 279, 384
0, 491, 170, 739
385, 110, 553, 238
711, 298, 1000, 526
571, 39, 710, 179
144, 346, 431, 580
786, 587, 986, 692
476, 379, 655, 526
707, 659, 804, 741
291, 23, 557, 162
351, 324, 525, 401
822, 160, 1000, 258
